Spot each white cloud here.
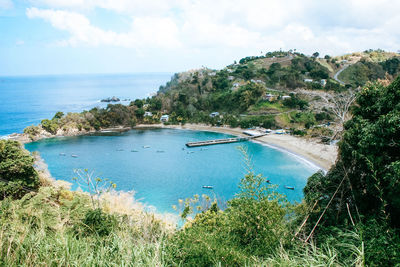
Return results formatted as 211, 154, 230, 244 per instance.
26, 7, 181, 48
25, 0, 400, 56
0, 0, 13, 9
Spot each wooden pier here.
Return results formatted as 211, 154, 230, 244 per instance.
185, 134, 266, 147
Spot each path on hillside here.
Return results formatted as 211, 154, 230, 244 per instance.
333, 64, 350, 85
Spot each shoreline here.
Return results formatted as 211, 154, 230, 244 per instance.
9, 123, 337, 171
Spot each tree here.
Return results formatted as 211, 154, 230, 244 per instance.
303, 78, 400, 265
319, 90, 357, 131
133, 99, 144, 108
53, 111, 64, 120
134, 108, 145, 119
41, 119, 59, 134
0, 140, 39, 199
312, 52, 320, 59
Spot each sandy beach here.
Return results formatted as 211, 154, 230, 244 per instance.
140, 123, 338, 171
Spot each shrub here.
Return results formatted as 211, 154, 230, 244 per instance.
165, 150, 290, 265
0, 140, 39, 199
79, 208, 118, 237
41, 119, 59, 134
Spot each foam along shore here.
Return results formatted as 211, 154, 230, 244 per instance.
152, 123, 338, 171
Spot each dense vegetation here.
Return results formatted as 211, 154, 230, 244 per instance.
338, 57, 400, 87
303, 77, 400, 265
0, 140, 39, 199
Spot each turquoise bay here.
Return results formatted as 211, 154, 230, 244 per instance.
25, 128, 318, 213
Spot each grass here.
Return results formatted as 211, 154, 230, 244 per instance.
0, 185, 173, 266
249, 101, 289, 114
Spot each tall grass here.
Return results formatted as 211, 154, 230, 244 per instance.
0, 185, 173, 266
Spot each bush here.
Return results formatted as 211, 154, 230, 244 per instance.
0, 140, 39, 199
41, 119, 59, 134
79, 208, 118, 237
165, 164, 290, 266
23, 125, 40, 139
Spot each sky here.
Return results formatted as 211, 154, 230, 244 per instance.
0, 0, 399, 76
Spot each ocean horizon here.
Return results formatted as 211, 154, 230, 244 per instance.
0, 72, 173, 136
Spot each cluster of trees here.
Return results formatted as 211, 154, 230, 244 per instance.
303, 77, 400, 265
24, 98, 166, 137
0, 140, 39, 199
339, 57, 400, 87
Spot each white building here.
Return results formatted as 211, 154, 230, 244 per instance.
144, 111, 153, 117
263, 93, 274, 101
281, 95, 291, 100
304, 78, 313, 83
209, 112, 220, 118
160, 115, 169, 122
320, 79, 327, 87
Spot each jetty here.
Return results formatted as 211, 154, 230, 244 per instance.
186, 131, 266, 147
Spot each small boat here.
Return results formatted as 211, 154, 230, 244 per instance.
266, 180, 271, 184
202, 185, 213, 189
131, 150, 139, 152
116, 149, 124, 151
59, 153, 66, 156
71, 154, 78, 158
143, 145, 150, 148
284, 186, 295, 190
187, 151, 194, 154
156, 150, 165, 153
200, 148, 208, 151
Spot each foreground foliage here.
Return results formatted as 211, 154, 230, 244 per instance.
0, 140, 39, 199
303, 77, 400, 266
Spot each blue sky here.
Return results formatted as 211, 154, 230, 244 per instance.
1, 0, 399, 76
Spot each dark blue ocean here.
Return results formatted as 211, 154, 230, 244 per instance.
1, 73, 318, 214
0, 73, 172, 136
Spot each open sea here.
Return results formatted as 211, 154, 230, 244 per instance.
1, 73, 318, 214
0, 73, 172, 136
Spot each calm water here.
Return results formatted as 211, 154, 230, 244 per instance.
25, 129, 319, 213
0, 73, 172, 136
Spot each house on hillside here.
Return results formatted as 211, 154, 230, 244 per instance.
263, 93, 275, 101
320, 79, 327, 87
232, 83, 240, 89
209, 72, 216, 76
144, 111, 153, 117
228, 76, 235, 81
209, 112, 220, 118
281, 95, 291, 100
304, 78, 313, 83
160, 115, 169, 122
